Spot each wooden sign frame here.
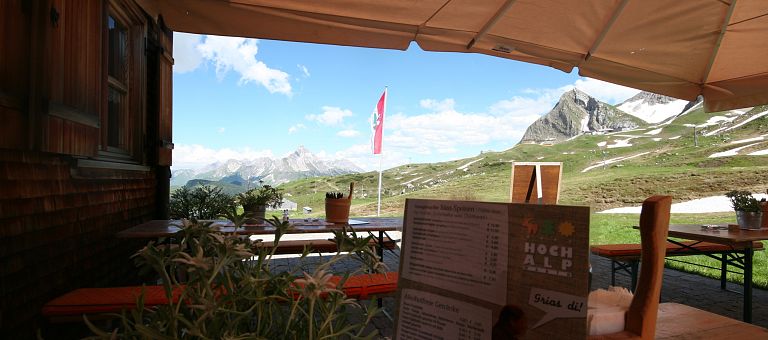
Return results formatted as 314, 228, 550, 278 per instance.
510, 162, 562, 204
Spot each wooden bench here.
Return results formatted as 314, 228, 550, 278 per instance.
42, 272, 399, 322
257, 235, 398, 255
590, 241, 764, 290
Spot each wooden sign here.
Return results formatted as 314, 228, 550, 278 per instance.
395, 198, 590, 339
509, 162, 562, 204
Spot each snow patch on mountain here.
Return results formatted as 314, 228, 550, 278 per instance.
617, 91, 688, 123
457, 158, 483, 171
645, 128, 663, 135
582, 152, 650, 172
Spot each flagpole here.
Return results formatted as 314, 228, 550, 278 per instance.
377, 153, 382, 216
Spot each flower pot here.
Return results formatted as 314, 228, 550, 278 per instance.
736, 211, 763, 230
244, 204, 267, 225
325, 198, 351, 223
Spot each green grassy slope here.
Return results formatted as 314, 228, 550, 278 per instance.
279, 106, 768, 216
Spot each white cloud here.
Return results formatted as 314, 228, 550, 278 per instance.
420, 98, 455, 111
562, 77, 640, 104
217, 127, 226, 133
333, 143, 407, 171
337, 129, 360, 137
378, 94, 549, 157
298, 64, 310, 77
306, 106, 353, 126
288, 124, 306, 134
489, 94, 558, 119
173, 144, 273, 169
195, 35, 292, 95
173, 33, 204, 73
385, 109, 530, 155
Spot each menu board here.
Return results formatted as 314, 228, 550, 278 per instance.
395, 199, 590, 339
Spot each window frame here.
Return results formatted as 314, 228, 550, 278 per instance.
98, 0, 146, 163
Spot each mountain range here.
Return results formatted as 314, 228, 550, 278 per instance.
277, 92, 767, 215
173, 88, 766, 203
171, 146, 363, 189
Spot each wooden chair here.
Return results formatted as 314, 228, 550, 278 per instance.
589, 195, 672, 339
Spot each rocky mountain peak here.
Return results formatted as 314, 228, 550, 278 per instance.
564, 87, 591, 105
293, 145, 311, 157
520, 89, 645, 144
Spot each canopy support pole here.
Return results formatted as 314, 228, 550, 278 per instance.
701, 0, 738, 84
466, 0, 518, 50
584, 0, 629, 62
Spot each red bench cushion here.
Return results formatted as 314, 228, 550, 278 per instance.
42, 272, 400, 318
42, 285, 184, 317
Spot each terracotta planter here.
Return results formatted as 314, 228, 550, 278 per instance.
325, 198, 351, 223
736, 211, 762, 230
244, 204, 267, 224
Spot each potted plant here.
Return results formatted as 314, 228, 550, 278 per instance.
237, 184, 283, 224
325, 183, 353, 223
725, 190, 763, 230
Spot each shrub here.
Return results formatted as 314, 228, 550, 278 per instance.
170, 185, 234, 219
236, 184, 283, 209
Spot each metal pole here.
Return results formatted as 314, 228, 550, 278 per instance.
377, 155, 383, 216
694, 126, 698, 147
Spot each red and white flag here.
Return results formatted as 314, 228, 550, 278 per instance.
371, 88, 387, 154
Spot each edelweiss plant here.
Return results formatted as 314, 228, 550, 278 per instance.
85, 217, 386, 339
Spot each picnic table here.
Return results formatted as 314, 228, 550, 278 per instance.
666, 223, 768, 323
116, 217, 402, 261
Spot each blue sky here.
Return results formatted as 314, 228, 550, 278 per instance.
172, 33, 640, 171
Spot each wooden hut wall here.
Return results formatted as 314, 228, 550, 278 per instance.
0, 0, 172, 337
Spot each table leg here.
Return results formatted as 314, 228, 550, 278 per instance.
720, 253, 727, 290
744, 247, 753, 323
378, 230, 385, 262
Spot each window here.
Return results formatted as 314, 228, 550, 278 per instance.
106, 13, 129, 150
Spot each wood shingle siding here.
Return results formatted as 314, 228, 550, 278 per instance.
0, 0, 173, 337
0, 150, 154, 337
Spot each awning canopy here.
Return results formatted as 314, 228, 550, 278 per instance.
136, 0, 768, 112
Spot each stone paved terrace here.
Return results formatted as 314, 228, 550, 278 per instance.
272, 250, 768, 338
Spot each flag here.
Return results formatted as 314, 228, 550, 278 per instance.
371, 88, 387, 154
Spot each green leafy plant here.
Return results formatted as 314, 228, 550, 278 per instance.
237, 184, 284, 209
170, 185, 234, 219
86, 218, 385, 339
725, 190, 761, 212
